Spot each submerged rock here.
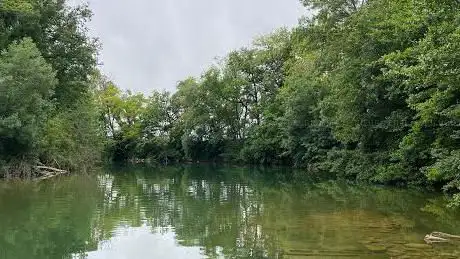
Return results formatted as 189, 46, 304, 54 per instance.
404, 243, 432, 249
387, 248, 404, 256
365, 244, 387, 252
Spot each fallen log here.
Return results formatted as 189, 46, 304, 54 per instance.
34, 165, 68, 181
425, 232, 460, 244
36, 165, 67, 173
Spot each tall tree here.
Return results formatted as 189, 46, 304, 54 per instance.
0, 38, 56, 162
0, 0, 97, 108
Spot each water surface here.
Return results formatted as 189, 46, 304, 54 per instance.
1, 166, 460, 258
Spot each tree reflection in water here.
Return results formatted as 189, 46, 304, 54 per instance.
1, 166, 460, 259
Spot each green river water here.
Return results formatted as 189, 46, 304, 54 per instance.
1, 166, 460, 259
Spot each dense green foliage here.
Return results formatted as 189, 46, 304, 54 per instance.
0, 0, 103, 177
100, 0, 459, 200
1, 0, 459, 202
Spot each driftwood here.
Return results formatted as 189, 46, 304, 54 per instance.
424, 232, 460, 244
36, 165, 67, 173
34, 165, 68, 181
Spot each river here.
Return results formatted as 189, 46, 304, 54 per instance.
0, 165, 459, 258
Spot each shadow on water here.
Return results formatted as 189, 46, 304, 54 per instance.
1, 165, 460, 258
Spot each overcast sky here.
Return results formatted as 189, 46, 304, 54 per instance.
78, 0, 305, 93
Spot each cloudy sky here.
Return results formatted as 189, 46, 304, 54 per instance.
79, 0, 305, 93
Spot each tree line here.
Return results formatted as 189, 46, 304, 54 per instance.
98, 0, 460, 198
1, 0, 459, 203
